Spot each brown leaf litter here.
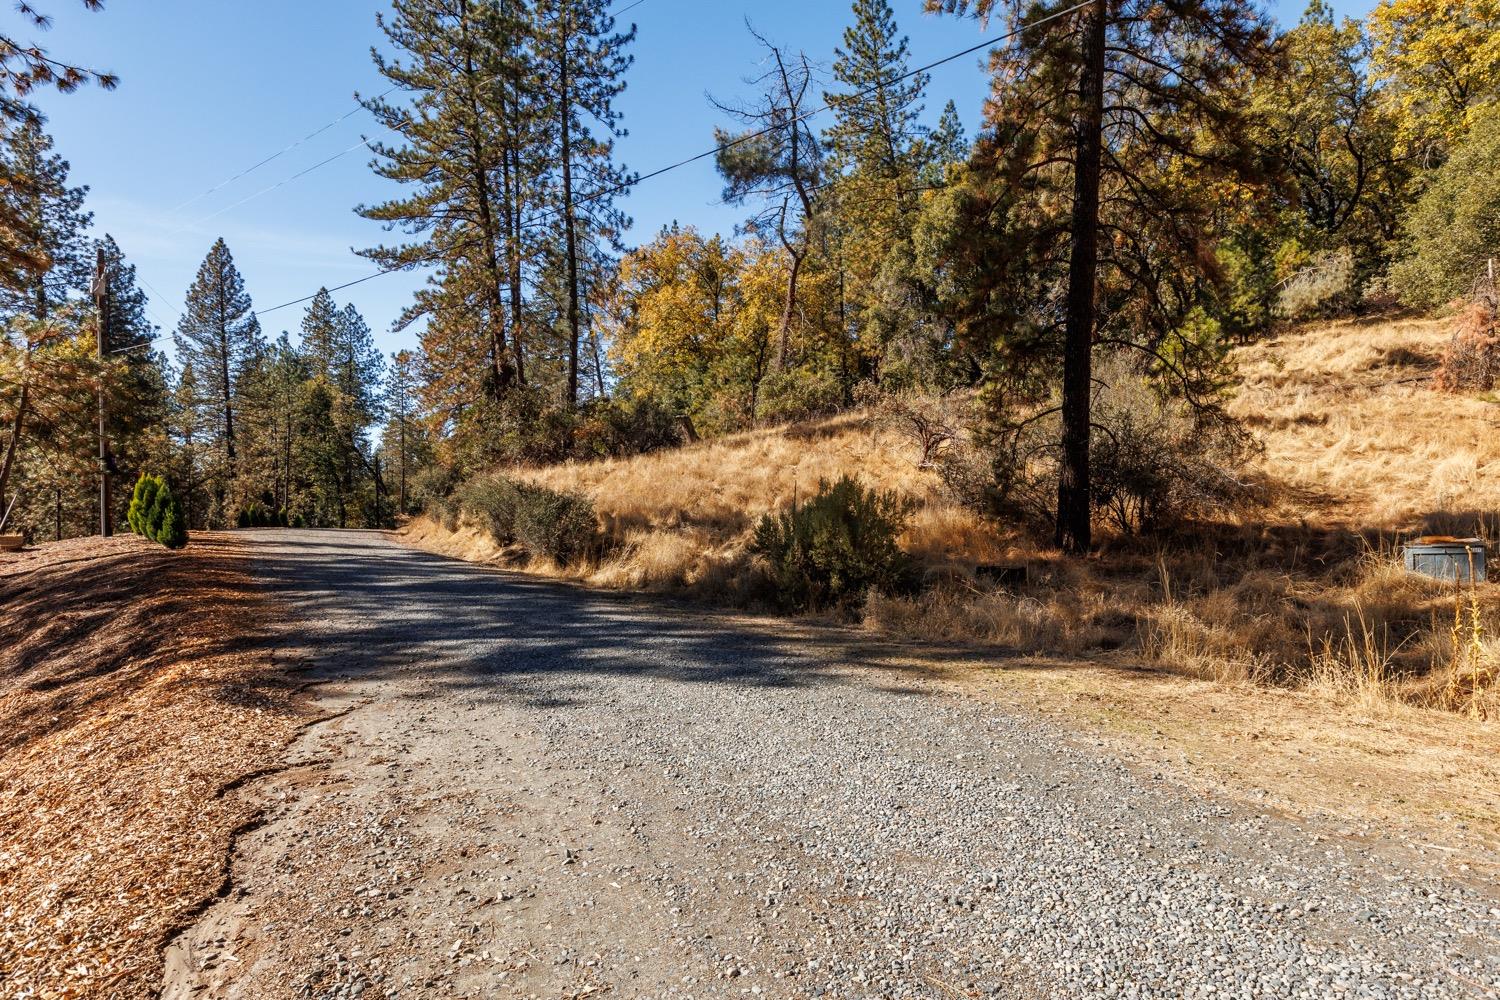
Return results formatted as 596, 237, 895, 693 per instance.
0, 532, 314, 999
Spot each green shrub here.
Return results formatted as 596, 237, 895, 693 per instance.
754, 368, 845, 425
144, 481, 168, 535
237, 501, 279, 528
155, 488, 188, 549
128, 473, 188, 549
127, 474, 160, 535
512, 482, 597, 564
450, 474, 598, 564
457, 475, 523, 544
751, 475, 916, 612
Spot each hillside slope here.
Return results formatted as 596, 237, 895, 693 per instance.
1232, 316, 1500, 529
405, 315, 1498, 716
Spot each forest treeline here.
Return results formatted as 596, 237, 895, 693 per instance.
2, 0, 1498, 546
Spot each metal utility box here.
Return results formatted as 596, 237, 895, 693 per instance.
1403, 538, 1488, 583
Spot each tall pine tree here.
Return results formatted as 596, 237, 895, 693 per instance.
359, 0, 533, 395
174, 238, 261, 520
0, 117, 91, 319
533, 0, 634, 406
928, 0, 1275, 552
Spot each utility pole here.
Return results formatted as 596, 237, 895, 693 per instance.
92, 247, 113, 537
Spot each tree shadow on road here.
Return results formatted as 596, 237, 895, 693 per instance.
244, 530, 994, 709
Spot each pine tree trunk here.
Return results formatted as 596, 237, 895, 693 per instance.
559, 13, 582, 409
398, 414, 407, 514
462, 21, 513, 393
219, 294, 237, 482
776, 241, 805, 371
585, 297, 607, 398
500, 0, 528, 387
0, 379, 29, 525
1055, 0, 1105, 556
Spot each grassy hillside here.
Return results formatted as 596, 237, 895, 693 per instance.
406, 315, 1498, 718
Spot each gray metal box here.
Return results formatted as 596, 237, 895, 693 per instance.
1403, 539, 1488, 583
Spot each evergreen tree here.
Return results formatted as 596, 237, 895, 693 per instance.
0, 1, 116, 118
174, 238, 262, 519
921, 100, 968, 184
821, 0, 934, 374
98, 235, 170, 524
0, 117, 92, 319
928, 0, 1276, 552
383, 349, 423, 513
358, 0, 535, 394
824, 0, 928, 211
532, 0, 634, 406
167, 362, 209, 529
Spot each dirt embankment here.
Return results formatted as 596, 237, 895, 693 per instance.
0, 533, 314, 1000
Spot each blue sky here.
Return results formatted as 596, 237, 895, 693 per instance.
25, 0, 1355, 359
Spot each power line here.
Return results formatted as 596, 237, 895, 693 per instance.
165, 87, 397, 217
169, 133, 386, 237
163, 0, 650, 226
255, 0, 1084, 319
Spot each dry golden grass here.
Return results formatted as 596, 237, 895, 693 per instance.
419, 413, 1019, 602
1231, 315, 1500, 527
404, 313, 1500, 719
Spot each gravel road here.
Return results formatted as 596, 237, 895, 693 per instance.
161, 529, 1500, 1000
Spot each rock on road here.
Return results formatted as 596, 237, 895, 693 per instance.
161, 529, 1500, 1000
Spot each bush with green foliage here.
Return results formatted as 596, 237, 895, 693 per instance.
236, 500, 284, 528
1391, 107, 1500, 308
941, 357, 1256, 537
127, 473, 189, 549
155, 488, 189, 549
751, 475, 916, 612
127, 473, 160, 535
754, 369, 845, 425
456, 475, 522, 544
571, 396, 689, 460
512, 482, 598, 564
447, 474, 599, 565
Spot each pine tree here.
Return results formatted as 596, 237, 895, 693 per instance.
928, 0, 1275, 552
0, 1, 116, 116
174, 238, 262, 518
97, 235, 169, 525
0, 116, 97, 534
358, 0, 535, 395
824, 0, 928, 212
921, 100, 968, 183
383, 349, 421, 513
0, 117, 92, 319
821, 0, 933, 372
167, 362, 207, 529
532, 0, 634, 407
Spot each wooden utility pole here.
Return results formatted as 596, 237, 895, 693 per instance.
92, 247, 113, 537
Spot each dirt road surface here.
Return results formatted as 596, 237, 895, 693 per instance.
161, 530, 1500, 999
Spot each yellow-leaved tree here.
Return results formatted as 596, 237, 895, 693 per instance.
1369, 0, 1500, 151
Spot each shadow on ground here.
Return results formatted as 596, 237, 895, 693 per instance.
246, 528, 979, 708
